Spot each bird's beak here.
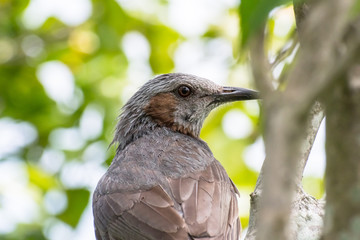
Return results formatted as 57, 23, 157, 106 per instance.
210, 86, 260, 105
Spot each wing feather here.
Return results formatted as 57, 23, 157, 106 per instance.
168, 161, 241, 239
93, 161, 240, 240
93, 129, 240, 240
94, 184, 188, 240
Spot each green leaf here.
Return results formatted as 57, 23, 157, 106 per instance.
239, 0, 291, 46
57, 189, 90, 228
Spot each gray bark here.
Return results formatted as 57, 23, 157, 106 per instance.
324, 65, 360, 240
245, 0, 359, 239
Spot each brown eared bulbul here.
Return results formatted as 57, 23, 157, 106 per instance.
93, 73, 260, 240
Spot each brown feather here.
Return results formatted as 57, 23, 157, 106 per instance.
179, 177, 197, 202
128, 201, 183, 232
93, 128, 241, 240
196, 180, 215, 223
141, 185, 174, 208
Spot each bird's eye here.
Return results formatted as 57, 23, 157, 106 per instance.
178, 85, 192, 97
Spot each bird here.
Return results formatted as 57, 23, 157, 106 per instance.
92, 73, 259, 240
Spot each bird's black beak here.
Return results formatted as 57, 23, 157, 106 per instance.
210, 86, 260, 105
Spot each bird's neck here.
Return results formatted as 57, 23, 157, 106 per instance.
112, 114, 203, 151
113, 94, 208, 151
112, 112, 156, 151
166, 117, 202, 138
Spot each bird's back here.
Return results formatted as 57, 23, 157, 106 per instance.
93, 128, 240, 240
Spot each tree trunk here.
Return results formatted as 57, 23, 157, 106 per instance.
324, 67, 360, 240
245, 0, 359, 239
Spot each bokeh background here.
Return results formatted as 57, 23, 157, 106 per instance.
0, 0, 325, 239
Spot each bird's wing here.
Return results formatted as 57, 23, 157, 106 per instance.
93, 182, 189, 240
168, 160, 240, 239
93, 160, 240, 240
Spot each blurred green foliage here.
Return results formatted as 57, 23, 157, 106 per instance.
57, 189, 90, 228
0, 0, 324, 239
240, 0, 292, 46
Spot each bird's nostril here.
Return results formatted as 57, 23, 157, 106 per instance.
223, 88, 235, 93
218, 86, 260, 101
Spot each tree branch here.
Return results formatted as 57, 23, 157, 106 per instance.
246, 102, 325, 240
285, 0, 355, 112
249, 27, 275, 97
245, 0, 357, 240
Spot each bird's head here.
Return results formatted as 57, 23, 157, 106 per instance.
113, 73, 259, 150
